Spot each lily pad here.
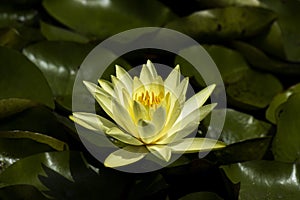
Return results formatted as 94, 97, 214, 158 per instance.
0, 46, 54, 109
0, 98, 36, 119
203, 45, 249, 84
272, 93, 300, 162
40, 21, 89, 43
259, 0, 300, 62
222, 160, 300, 199
231, 41, 300, 76
0, 106, 69, 142
0, 131, 68, 173
165, 6, 276, 41
43, 0, 176, 39
266, 83, 300, 124
0, 6, 38, 28
204, 109, 272, 145
226, 69, 283, 110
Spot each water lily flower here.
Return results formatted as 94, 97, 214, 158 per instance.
71, 60, 225, 168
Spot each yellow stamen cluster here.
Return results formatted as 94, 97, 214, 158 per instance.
135, 90, 163, 107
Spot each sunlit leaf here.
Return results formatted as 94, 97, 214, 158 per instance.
272, 93, 300, 162
204, 109, 272, 145
222, 160, 300, 199
0, 46, 54, 108
43, 0, 176, 39
166, 6, 276, 41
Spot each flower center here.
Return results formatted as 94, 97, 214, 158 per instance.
135, 90, 163, 107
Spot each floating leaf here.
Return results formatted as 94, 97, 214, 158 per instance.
222, 160, 300, 199
226, 69, 283, 110
43, 0, 176, 39
0, 6, 38, 28
204, 109, 272, 145
259, 0, 300, 62
0, 46, 54, 108
272, 93, 300, 162
231, 41, 300, 76
166, 6, 276, 41
208, 137, 271, 165
0, 98, 36, 119
40, 21, 89, 43
0, 106, 68, 142
203, 45, 249, 84
0, 131, 67, 173
266, 83, 300, 124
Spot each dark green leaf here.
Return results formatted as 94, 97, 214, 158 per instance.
166, 6, 276, 41
272, 93, 300, 162
0, 98, 36, 119
43, 0, 176, 39
40, 21, 89, 43
203, 45, 249, 84
0, 46, 54, 108
0, 28, 25, 49
179, 192, 223, 200
226, 69, 283, 110
204, 109, 272, 145
0, 106, 68, 142
0, 131, 67, 173
0, 6, 38, 28
208, 137, 271, 165
222, 160, 300, 199
259, 0, 300, 62
231, 41, 300, 76
266, 83, 300, 124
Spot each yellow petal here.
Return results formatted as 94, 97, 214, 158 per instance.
70, 112, 116, 132
104, 146, 148, 168
140, 64, 154, 84
147, 144, 172, 162
146, 59, 158, 78
112, 99, 139, 138
169, 138, 226, 153
164, 65, 181, 93
181, 84, 216, 119
94, 92, 114, 119
107, 127, 143, 145
83, 81, 108, 98
115, 65, 133, 94
132, 100, 148, 122
151, 106, 166, 134
137, 119, 156, 144
174, 77, 189, 105
98, 79, 115, 97
199, 103, 217, 121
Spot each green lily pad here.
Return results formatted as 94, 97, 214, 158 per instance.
0, 28, 25, 50
0, 46, 54, 109
231, 41, 300, 76
203, 109, 272, 145
208, 137, 271, 165
40, 21, 89, 43
43, 0, 176, 39
0, 98, 36, 119
266, 83, 300, 124
221, 160, 300, 199
203, 45, 249, 84
0, 151, 133, 200
0, 131, 68, 173
250, 21, 285, 60
0, 106, 69, 142
272, 93, 300, 162
179, 192, 223, 200
165, 6, 276, 41
226, 69, 283, 110
259, 0, 300, 62
0, 6, 38, 28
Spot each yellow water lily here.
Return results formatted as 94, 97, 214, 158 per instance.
71, 60, 225, 168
